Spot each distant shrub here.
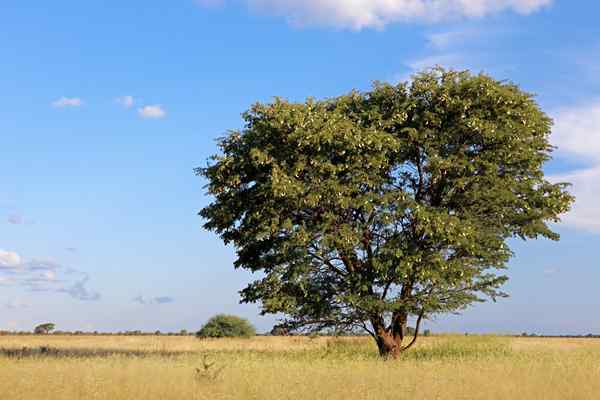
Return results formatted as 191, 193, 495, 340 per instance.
34, 323, 55, 335
269, 325, 289, 336
423, 329, 431, 337
196, 314, 256, 338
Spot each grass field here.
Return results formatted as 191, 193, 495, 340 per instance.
1, 334, 600, 400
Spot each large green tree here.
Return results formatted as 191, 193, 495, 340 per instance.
198, 69, 573, 358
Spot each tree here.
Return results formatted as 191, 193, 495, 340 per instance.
34, 323, 56, 335
196, 314, 256, 338
198, 68, 573, 358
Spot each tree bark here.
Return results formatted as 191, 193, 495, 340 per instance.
371, 313, 405, 359
371, 310, 424, 359
375, 329, 403, 358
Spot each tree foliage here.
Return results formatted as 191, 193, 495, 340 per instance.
198, 68, 573, 357
196, 314, 256, 338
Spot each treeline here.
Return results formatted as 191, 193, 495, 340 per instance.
0, 329, 431, 337
0, 330, 195, 336
518, 333, 600, 338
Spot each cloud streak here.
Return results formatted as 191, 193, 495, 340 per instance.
133, 295, 175, 305
7, 214, 24, 225
52, 97, 82, 108
116, 95, 135, 109
199, 0, 552, 29
138, 105, 166, 119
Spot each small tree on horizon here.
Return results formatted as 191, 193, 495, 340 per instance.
34, 323, 56, 335
198, 68, 573, 358
196, 314, 256, 338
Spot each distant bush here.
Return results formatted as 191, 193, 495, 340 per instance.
270, 325, 289, 336
34, 323, 55, 335
196, 314, 256, 338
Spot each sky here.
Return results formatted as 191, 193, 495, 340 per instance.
1, 0, 599, 335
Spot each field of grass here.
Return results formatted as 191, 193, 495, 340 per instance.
1, 334, 600, 399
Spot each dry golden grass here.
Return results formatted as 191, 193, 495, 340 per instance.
1, 334, 600, 400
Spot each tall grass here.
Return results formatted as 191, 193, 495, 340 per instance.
1, 335, 599, 399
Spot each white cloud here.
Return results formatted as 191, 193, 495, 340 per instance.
552, 101, 600, 163
203, 0, 551, 29
51, 97, 82, 108
116, 95, 135, 109
138, 105, 166, 119
0, 250, 21, 269
550, 166, 600, 233
549, 101, 600, 233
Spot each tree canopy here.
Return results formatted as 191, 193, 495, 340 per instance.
34, 323, 56, 335
196, 314, 256, 338
198, 68, 573, 357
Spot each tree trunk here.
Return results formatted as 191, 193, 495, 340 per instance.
371, 309, 424, 359
375, 329, 404, 358
371, 312, 406, 359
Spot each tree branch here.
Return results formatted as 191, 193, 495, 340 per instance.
401, 309, 425, 352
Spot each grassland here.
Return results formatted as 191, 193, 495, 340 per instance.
1, 334, 600, 400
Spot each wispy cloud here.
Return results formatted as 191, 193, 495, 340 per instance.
195, 0, 225, 7
396, 26, 514, 84
133, 295, 175, 305
426, 29, 480, 50
7, 214, 24, 225
58, 274, 101, 301
0, 249, 101, 301
543, 267, 560, 277
138, 105, 166, 119
116, 95, 135, 109
395, 52, 478, 84
51, 97, 82, 108
198, 0, 552, 29
0, 276, 16, 285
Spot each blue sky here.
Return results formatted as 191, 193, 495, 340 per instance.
1, 0, 599, 334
